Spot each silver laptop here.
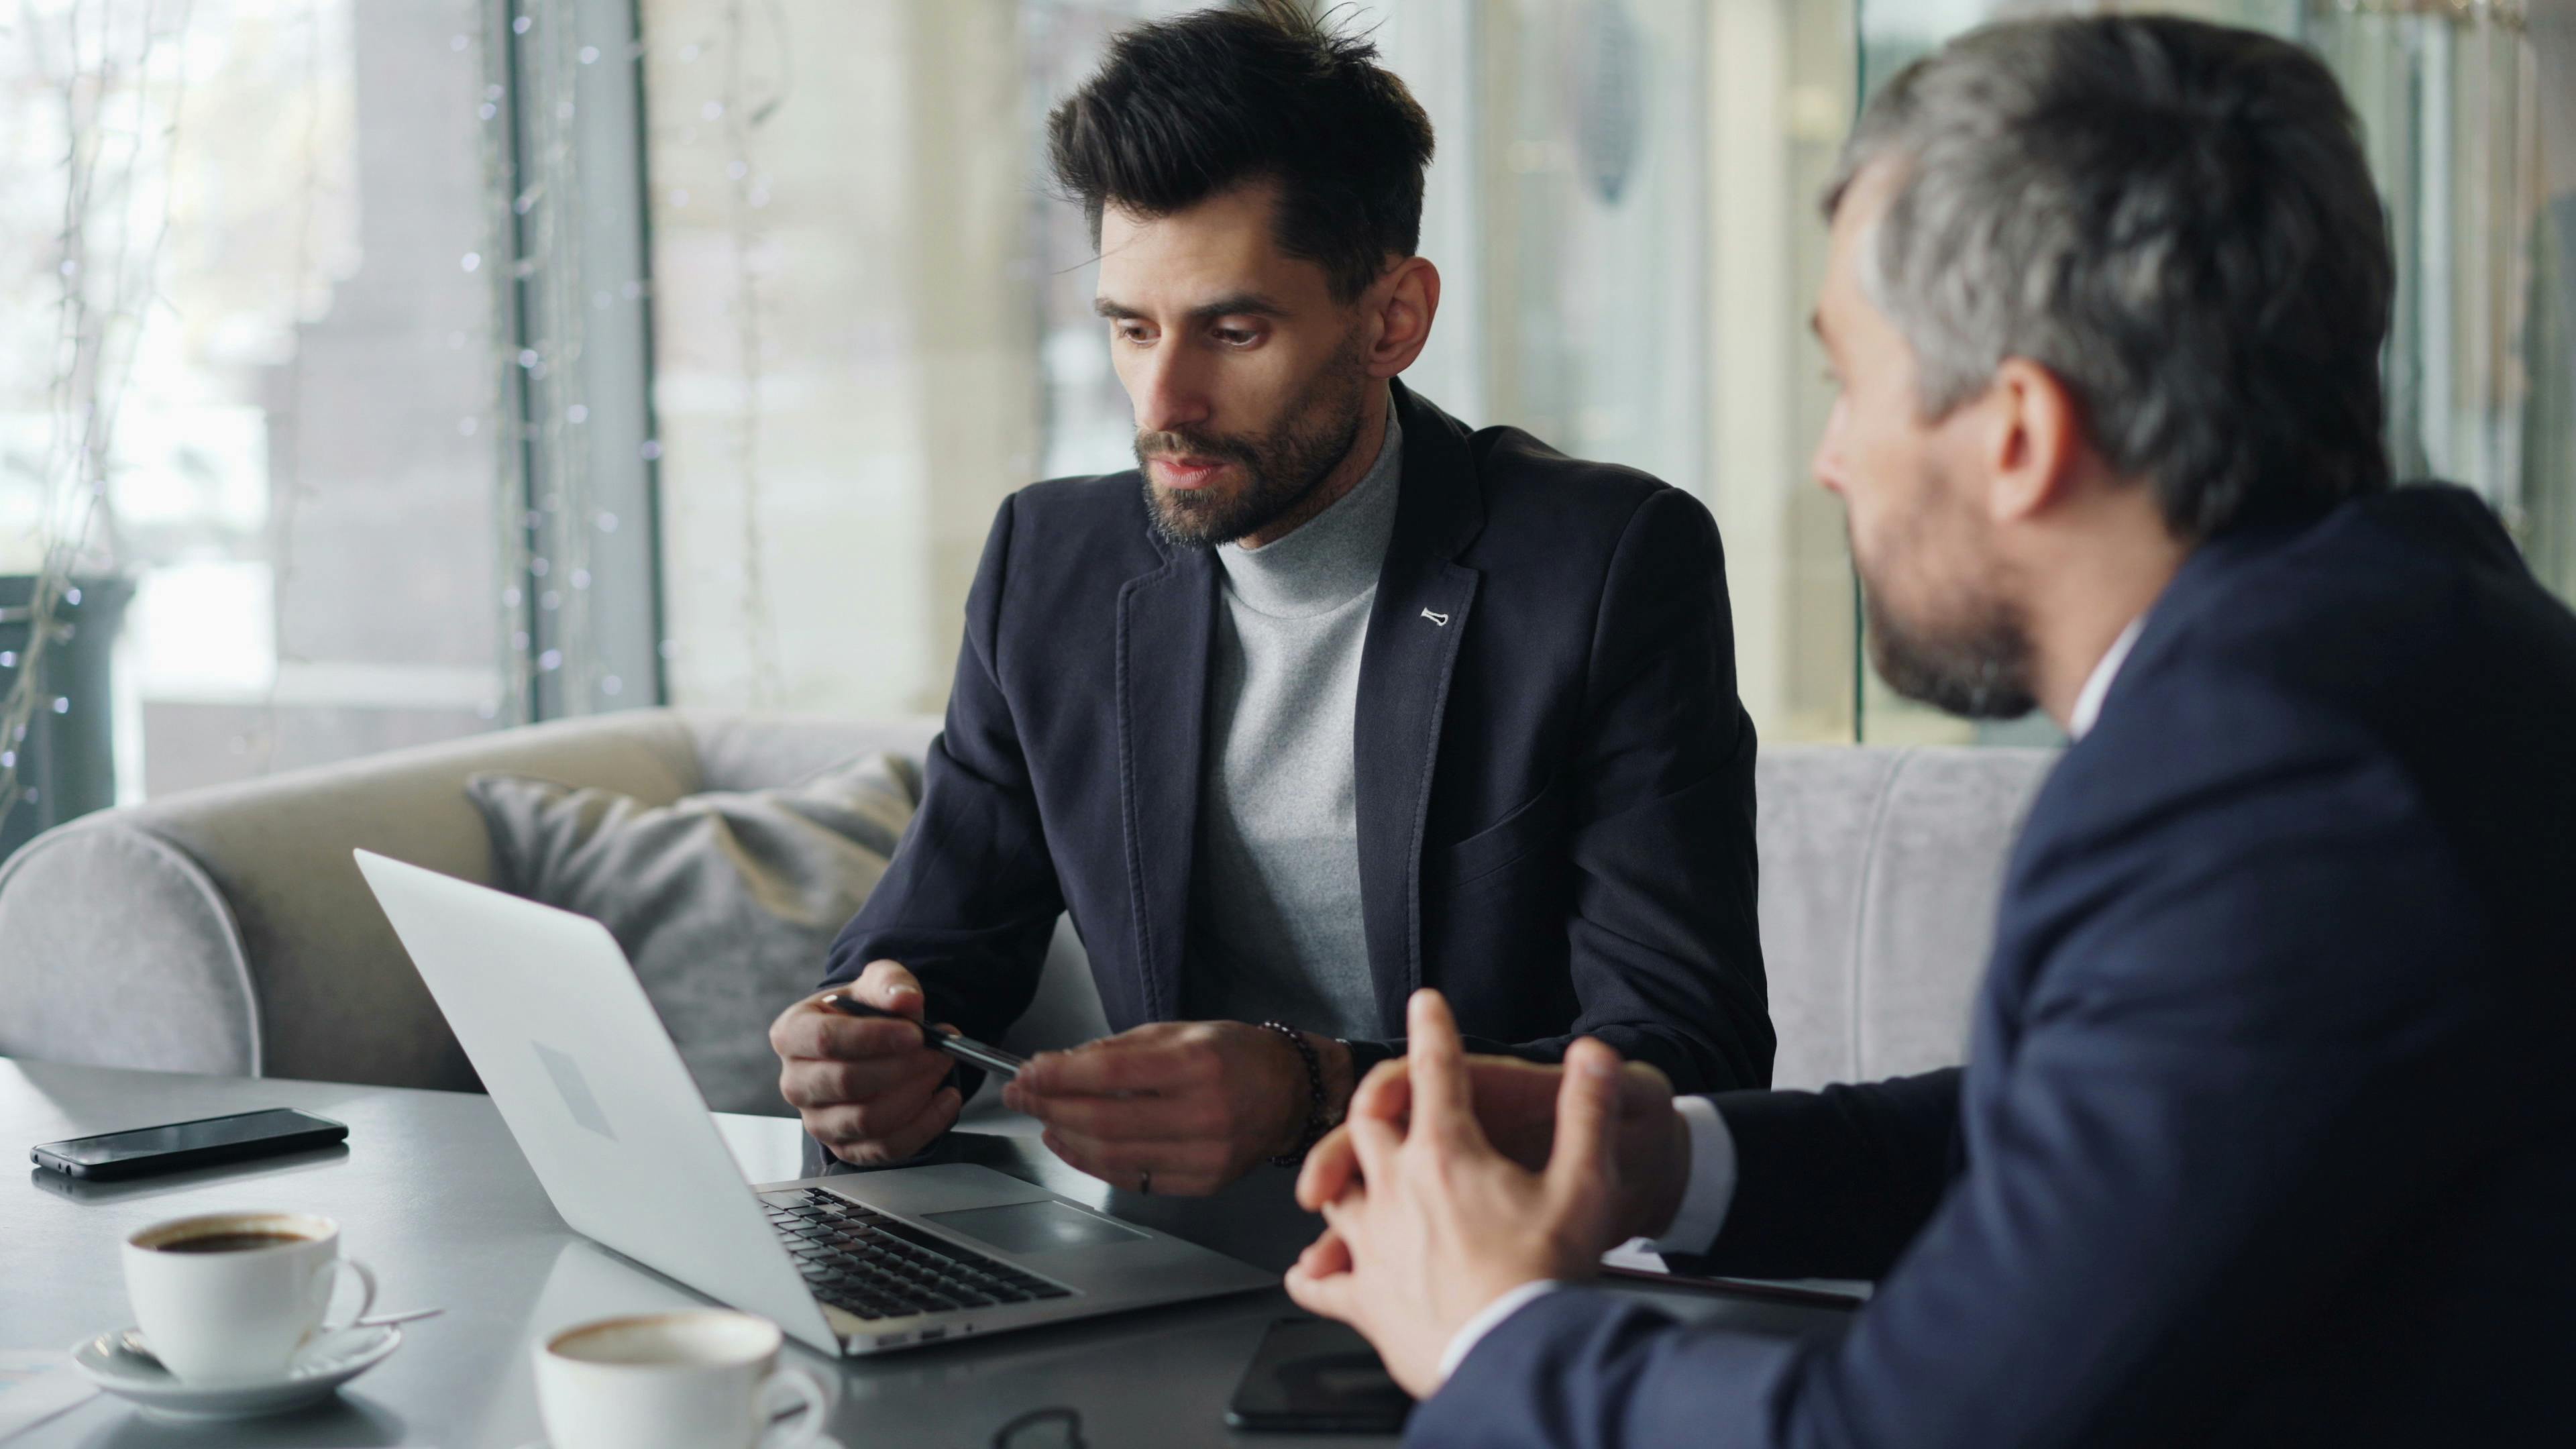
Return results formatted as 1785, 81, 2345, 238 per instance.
354, 849, 1273, 1356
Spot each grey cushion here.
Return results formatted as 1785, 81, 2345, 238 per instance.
465, 753, 920, 1115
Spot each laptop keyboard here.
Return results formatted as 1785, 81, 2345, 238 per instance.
766, 1188, 1074, 1322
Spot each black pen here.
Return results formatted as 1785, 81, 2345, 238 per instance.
818, 992, 1028, 1082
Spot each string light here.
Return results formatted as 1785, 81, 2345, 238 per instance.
0, 1, 195, 845
5, 0, 817, 837
250, 0, 336, 777
476, 1, 536, 732
7, 0, 551, 825
718, 0, 794, 707
490, 0, 653, 716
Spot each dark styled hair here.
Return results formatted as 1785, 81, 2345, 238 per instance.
1047, 0, 1436, 302
1825, 15, 2396, 539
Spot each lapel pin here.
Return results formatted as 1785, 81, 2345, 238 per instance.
1420, 608, 1450, 627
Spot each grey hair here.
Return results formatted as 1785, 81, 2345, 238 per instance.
1823, 15, 2395, 539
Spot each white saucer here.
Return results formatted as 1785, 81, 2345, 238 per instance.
513, 1423, 845, 1433
68, 1323, 402, 1420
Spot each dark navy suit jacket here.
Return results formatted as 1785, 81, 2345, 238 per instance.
823, 382, 1772, 1093
1425, 485, 2576, 1446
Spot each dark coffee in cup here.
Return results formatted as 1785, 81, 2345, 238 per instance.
152, 1231, 307, 1254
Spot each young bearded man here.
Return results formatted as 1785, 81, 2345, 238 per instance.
766, 1, 1771, 1197
1287, 15, 2576, 1445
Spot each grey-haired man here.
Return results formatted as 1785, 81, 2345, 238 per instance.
1286, 15, 2576, 1446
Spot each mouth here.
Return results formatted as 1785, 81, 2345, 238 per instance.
1148, 455, 1232, 491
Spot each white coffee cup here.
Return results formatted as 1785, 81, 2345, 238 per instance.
121, 1211, 378, 1385
533, 1311, 828, 1449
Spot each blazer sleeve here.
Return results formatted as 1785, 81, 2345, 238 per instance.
1413, 700, 2504, 1449
820, 494, 1064, 1043
1502, 486, 1772, 1093
1662, 1068, 1962, 1281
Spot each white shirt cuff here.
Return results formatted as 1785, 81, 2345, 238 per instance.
1644, 1095, 1737, 1257
1436, 1279, 1563, 1383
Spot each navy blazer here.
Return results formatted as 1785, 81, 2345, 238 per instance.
824, 382, 1772, 1093
1426, 485, 2576, 1446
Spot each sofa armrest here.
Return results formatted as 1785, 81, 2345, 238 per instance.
0, 825, 260, 1075
0, 711, 705, 1089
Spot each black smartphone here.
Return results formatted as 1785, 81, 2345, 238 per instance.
31, 1108, 349, 1181
1224, 1316, 1412, 1434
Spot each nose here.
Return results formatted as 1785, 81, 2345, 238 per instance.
1809, 395, 1850, 499
1126, 340, 1212, 439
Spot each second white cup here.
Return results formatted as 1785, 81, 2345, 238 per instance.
533, 1311, 828, 1449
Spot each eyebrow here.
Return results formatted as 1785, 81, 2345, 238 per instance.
1093, 292, 1291, 324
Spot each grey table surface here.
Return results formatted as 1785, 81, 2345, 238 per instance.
0, 1061, 1853, 1448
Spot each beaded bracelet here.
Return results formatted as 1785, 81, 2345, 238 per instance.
1258, 1020, 1330, 1167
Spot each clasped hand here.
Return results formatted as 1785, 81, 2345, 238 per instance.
1283, 990, 1692, 1398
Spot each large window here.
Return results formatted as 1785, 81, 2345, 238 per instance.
1, 0, 509, 853
5, 0, 2570, 856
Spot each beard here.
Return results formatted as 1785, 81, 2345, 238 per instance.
1135, 335, 1371, 548
1862, 582, 2037, 720
1852, 480, 2037, 720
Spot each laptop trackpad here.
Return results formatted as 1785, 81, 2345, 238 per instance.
925, 1201, 1148, 1254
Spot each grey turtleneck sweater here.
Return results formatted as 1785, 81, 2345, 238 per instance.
1181, 407, 1403, 1041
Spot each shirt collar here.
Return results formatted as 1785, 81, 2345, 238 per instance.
2068, 616, 2145, 740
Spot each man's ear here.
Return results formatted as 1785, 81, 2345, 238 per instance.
1984, 357, 2084, 524
1365, 257, 1440, 378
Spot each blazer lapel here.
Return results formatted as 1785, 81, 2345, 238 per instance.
1355, 383, 1487, 1036
1116, 544, 1216, 1022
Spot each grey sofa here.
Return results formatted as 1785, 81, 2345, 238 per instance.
0, 710, 2053, 1097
